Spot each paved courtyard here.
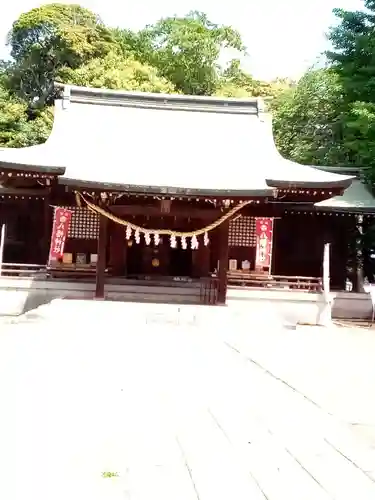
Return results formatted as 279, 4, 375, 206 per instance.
1, 300, 375, 499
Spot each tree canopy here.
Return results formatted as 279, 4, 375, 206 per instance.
0, 84, 53, 147
216, 59, 278, 98
271, 0, 375, 180
58, 52, 175, 93
131, 11, 246, 95
325, 0, 375, 180
271, 69, 348, 166
5, 3, 115, 106
0, 3, 286, 148
4, 0, 375, 182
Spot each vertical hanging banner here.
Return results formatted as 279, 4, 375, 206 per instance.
48, 207, 72, 264
255, 217, 274, 269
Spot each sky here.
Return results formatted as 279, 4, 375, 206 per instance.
0, 0, 365, 81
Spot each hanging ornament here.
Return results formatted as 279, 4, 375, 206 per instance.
191, 234, 199, 249
181, 236, 187, 250
135, 228, 140, 244
125, 225, 132, 240
204, 232, 209, 246
144, 232, 151, 246
170, 234, 177, 248
154, 233, 160, 246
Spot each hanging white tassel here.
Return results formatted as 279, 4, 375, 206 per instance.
144, 232, 151, 245
191, 234, 199, 249
204, 232, 209, 246
170, 235, 177, 248
154, 233, 160, 246
125, 225, 132, 240
181, 236, 187, 250
135, 228, 140, 244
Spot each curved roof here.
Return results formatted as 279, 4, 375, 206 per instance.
0, 84, 353, 196
316, 179, 375, 212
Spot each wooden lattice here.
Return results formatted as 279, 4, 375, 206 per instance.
54, 206, 99, 239
53, 208, 256, 244
229, 216, 256, 247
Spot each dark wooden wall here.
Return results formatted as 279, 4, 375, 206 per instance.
228, 246, 256, 270
272, 212, 352, 289
3, 192, 365, 290
0, 199, 48, 264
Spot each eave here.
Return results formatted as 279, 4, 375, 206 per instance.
0, 84, 354, 197
58, 176, 275, 198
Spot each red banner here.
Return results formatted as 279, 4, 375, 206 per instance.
255, 217, 274, 269
48, 208, 72, 264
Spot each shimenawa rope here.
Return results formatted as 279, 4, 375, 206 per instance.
75, 191, 251, 238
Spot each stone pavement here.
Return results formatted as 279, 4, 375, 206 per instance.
219, 323, 375, 424
0, 299, 375, 500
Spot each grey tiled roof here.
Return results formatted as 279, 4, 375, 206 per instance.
316, 179, 375, 211
0, 84, 353, 196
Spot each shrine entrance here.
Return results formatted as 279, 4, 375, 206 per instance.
126, 240, 143, 276
125, 237, 194, 278
169, 244, 193, 277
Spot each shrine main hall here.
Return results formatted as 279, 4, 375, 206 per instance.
0, 84, 358, 305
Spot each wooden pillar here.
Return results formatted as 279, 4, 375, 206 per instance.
202, 243, 210, 276
217, 221, 229, 305
157, 238, 169, 275
43, 197, 52, 264
95, 214, 108, 299
123, 238, 128, 276
109, 222, 126, 276
192, 235, 210, 277
354, 214, 365, 293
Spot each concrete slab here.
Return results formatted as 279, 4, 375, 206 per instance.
1, 300, 375, 500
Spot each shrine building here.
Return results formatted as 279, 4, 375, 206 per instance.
0, 84, 358, 305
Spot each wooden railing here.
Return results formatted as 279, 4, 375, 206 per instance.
200, 277, 219, 305
46, 265, 99, 280
227, 272, 322, 292
0, 264, 322, 294
0, 263, 47, 278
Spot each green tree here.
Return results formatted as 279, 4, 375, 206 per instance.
133, 11, 245, 95
5, 3, 115, 105
327, 1, 375, 103
0, 83, 52, 147
326, 1, 375, 179
110, 27, 148, 60
58, 52, 175, 93
268, 77, 297, 97
271, 69, 348, 166
216, 60, 295, 98
217, 59, 271, 97
215, 81, 253, 98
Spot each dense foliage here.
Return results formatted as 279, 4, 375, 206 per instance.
271, 0, 375, 180
0, 85, 53, 147
124, 11, 245, 96
59, 52, 175, 93
0, 3, 288, 148
271, 69, 348, 166
6, 3, 116, 106
1, 0, 375, 182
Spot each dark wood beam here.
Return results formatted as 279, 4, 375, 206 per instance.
0, 187, 51, 197
110, 205, 222, 219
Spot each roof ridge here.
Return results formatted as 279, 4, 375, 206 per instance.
54, 82, 260, 114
